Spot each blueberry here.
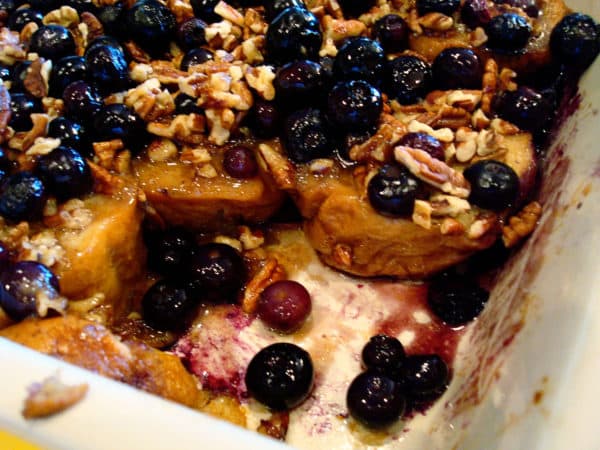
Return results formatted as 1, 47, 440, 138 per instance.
126, 0, 176, 55
176, 18, 207, 50
386, 55, 432, 105
10, 61, 32, 93
283, 108, 333, 163
186, 243, 246, 302
174, 93, 203, 115
9, 92, 42, 131
398, 132, 444, 161
0, 147, 13, 172
93, 103, 146, 148
146, 227, 197, 277
141, 279, 197, 331
180, 47, 213, 71
427, 275, 489, 326
265, 0, 305, 21
7, 8, 43, 32
0, 261, 59, 321
464, 160, 519, 211
550, 13, 600, 72
257, 280, 312, 333
189, 0, 220, 23
35, 146, 93, 202
333, 37, 385, 88
275, 60, 324, 108
65, 0, 98, 13
401, 354, 449, 400
85, 44, 130, 92
493, 86, 552, 135
223, 145, 259, 179
327, 80, 382, 131
432, 47, 483, 90
0, 242, 11, 273
362, 335, 405, 378
0, 171, 46, 223
337, 0, 376, 18
47, 117, 90, 156
367, 165, 423, 217
0, 0, 16, 16
245, 342, 314, 410
266, 7, 322, 64
29, 25, 75, 60
62, 80, 103, 122
460, 0, 492, 29
416, 0, 460, 16
50, 56, 87, 97
486, 13, 531, 53
248, 99, 280, 139
372, 14, 409, 53
85, 35, 125, 56
0, 64, 11, 82
346, 372, 405, 428
97, 2, 126, 38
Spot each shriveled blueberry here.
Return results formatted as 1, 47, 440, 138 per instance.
372, 14, 409, 53
50, 56, 87, 97
333, 37, 385, 87
327, 80, 382, 131
9, 93, 42, 131
486, 13, 531, 53
266, 7, 322, 64
347, 372, 406, 428
62, 80, 103, 121
275, 60, 324, 107
0, 261, 60, 321
386, 55, 432, 105
223, 145, 258, 179
147, 227, 197, 277
180, 47, 213, 71
174, 93, 203, 115
126, 0, 176, 54
362, 335, 406, 378
0, 171, 46, 223
428, 275, 489, 326
190, 0, 220, 23
417, 0, 460, 16
257, 280, 312, 333
7, 8, 43, 32
29, 25, 75, 60
401, 354, 449, 400
142, 279, 197, 331
93, 103, 146, 148
265, 0, 305, 21
283, 108, 333, 163
97, 2, 126, 38
337, 0, 376, 18
248, 99, 280, 138
367, 165, 423, 217
10, 61, 32, 93
433, 47, 483, 90
85, 44, 130, 92
550, 13, 600, 72
398, 132, 444, 160
460, 0, 492, 29
47, 117, 90, 156
246, 343, 314, 410
464, 160, 519, 211
36, 146, 93, 201
177, 17, 207, 50
493, 86, 553, 135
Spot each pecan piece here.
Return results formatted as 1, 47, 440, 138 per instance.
241, 257, 286, 314
502, 201, 542, 248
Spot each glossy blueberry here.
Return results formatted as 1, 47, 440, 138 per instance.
0, 242, 10, 273
0, 64, 11, 82
337, 0, 376, 18
223, 145, 259, 179
85, 35, 125, 56
0, 171, 46, 223
29, 25, 75, 60
10, 61, 31, 93
257, 280, 312, 333
174, 93, 203, 115
398, 132, 444, 161
97, 2, 126, 38
401, 354, 449, 399
362, 335, 405, 377
275, 60, 324, 108
245, 343, 314, 410
346, 372, 406, 428
432, 47, 483, 90
427, 275, 489, 326
0, 147, 13, 172
7, 8, 43, 32
85, 44, 129, 92
283, 108, 333, 163
47, 117, 90, 156
176, 17, 207, 50
248, 99, 280, 139
460, 0, 492, 29
327, 80, 382, 131
62, 80, 103, 121
265, 0, 305, 21
485, 13, 531, 53
333, 37, 385, 87
372, 14, 409, 53
186, 243, 246, 302
495, 0, 539, 18
386, 55, 432, 105
180, 47, 213, 71
190, 0, 220, 23
93, 103, 146, 147
36, 146, 93, 202
65, 0, 97, 13
464, 160, 519, 211
266, 7, 322, 64
493, 86, 552, 135
142, 279, 197, 331
126, 0, 176, 54
0, 261, 59, 321
147, 227, 197, 277
50, 56, 87, 97
416, 0, 460, 16
9, 92, 42, 131
550, 13, 600, 71
367, 165, 423, 217
0, 0, 16, 15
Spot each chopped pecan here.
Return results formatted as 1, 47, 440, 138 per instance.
333, 243, 353, 267
26, 137, 61, 156
93, 139, 124, 169
124, 40, 151, 63
146, 138, 178, 162
469, 26, 488, 47
147, 113, 207, 144
412, 200, 432, 230
322, 15, 366, 42
0, 28, 26, 65
419, 12, 453, 31
80, 12, 104, 41
22, 375, 88, 419
215, 1, 245, 25
23, 58, 48, 98
407, 120, 454, 142
502, 201, 542, 248
467, 215, 497, 239
43, 6, 79, 27
258, 412, 290, 441
499, 67, 518, 92
88, 160, 124, 195
257, 143, 296, 190
241, 257, 286, 313
430, 194, 471, 217
481, 59, 498, 114
167, 0, 194, 22
8, 113, 49, 151
180, 146, 212, 164
440, 217, 465, 235
349, 114, 406, 163
244, 65, 275, 100
19, 22, 39, 44
125, 78, 175, 121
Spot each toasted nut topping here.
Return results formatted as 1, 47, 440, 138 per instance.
0, 28, 26, 65
195, 162, 218, 178
419, 12, 453, 31
469, 26, 488, 47
241, 257, 286, 313
239, 226, 264, 250
490, 118, 520, 135
26, 137, 61, 156
467, 216, 497, 239
407, 120, 454, 142
446, 90, 482, 112
19, 230, 65, 268
502, 201, 542, 247
257, 143, 296, 190
499, 67, 518, 92
471, 108, 491, 130
440, 217, 465, 235
332, 243, 353, 267
180, 146, 212, 164
22, 375, 88, 419
147, 138, 178, 162
309, 158, 334, 174
215, 1, 245, 26
481, 59, 498, 114
430, 194, 471, 217
9, 113, 49, 151
93, 139, 124, 169
43, 6, 79, 27
412, 200, 432, 229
